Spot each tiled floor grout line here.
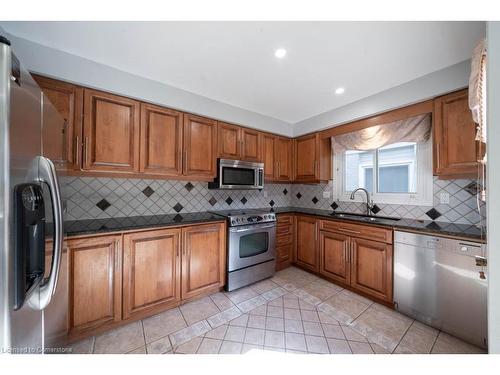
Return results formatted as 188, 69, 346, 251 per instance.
390, 319, 415, 354
428, 330, 442, 354
140, 320, 148, 354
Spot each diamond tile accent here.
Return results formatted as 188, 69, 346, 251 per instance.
464, 181, 481, 196
142, 186, 155, 198
330, 202, 339, 210
240, 197, 248, 205
269, 200, 275, 207
371, 204, 381, 214
283, 188, 288, 195
312, 197, 319, 205
425, 208, 442, 220
173, 203, 184, 213
296, 192, 302, 199
96, 199, 111, 211
184, 182, 194, 192
225, 197, 233, 206
208, 197, 217, 206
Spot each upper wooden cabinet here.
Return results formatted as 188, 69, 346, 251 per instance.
83, 89, 140, 173
123, 228, 181, 320
218, 122, 261, 162
294, 133, 332, 183
434, 89, 483, 179
183, 114, 218, 179
295, 215, 319, 273
261, 133, 276, 181
275, 137, 293, 181
34, 75, 83, 171
140, 103, 183, 176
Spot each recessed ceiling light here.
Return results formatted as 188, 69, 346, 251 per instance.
274, 48, 287, 59
335, 87, 345, 95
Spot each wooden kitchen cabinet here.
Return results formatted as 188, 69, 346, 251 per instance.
262, 133, 276, 181
122, 228, 181, 320
241, 128, 261, 161
275, 137, 293, 181
319, 230, 350, 285
276, 214, 294, 270
183, 114, 218, 179
434, 89, 484, 179
350, 237, 393, 302
218, 122, 241, 160
139, 103, 183, 176
68, 235, 122, 335
83, 89, 140, 173
33, 75, 83, 171
295, 215, 319, 272
294, 133, 332, 183
181, 223, 226, 299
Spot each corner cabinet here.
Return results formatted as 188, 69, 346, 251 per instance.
294, 133, 332, 183
183, 114, 218, 179
433, 89, 484, 179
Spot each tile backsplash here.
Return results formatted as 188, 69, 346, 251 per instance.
61, 176, 485, 227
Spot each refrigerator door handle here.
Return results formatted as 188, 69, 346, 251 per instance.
28, 156, 63, 310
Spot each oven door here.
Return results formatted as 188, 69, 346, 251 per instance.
228, 222, 276, 272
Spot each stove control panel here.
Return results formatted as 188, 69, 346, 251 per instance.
229, 213, 276, 226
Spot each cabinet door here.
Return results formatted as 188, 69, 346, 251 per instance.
34, 75, 83, 171
68, 235, 122, 335
295, 134, 318, 181
218, 122, 241, 160
261, 133, 276, 181
140, 103, 183, 176
275, 137, 293, 181
295, 216, 318, 272
319, 231, 350, 285
276, 243, 293, 271
181, 223, 226, 299
123, 229, 181, 319
350, 238, 393, 302
241, 128, 261, 162
434, 89, 480, 178
83, 89, 140, 173
183, 114, 218, 178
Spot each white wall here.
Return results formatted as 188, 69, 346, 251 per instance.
4, 33, 293, 137
293, 60, 471, 137
487, 21, 500, 354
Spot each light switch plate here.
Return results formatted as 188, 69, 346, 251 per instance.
263, 191, 268, 198
323, 191, 331, 199
440, 192, 450, 204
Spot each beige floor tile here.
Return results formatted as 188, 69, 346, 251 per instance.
318, 311, 340, 325
303, 321, 324, 337
237, 295, 267, 313
224, 325, 246, 343
285, 332, 307, 351
284, 308, 302, 320
282, 283, 299, 292
262, 287, 287, 301
210, 292, 234, 311
248, 314, 266, 329
169, 320, 211, 347
283, 298, 300, 309
268, 297, 284, 307
263, 346, 286, 353
285, 319, 304, 334
225, 286, 258, 305
319, 290, 371, 325
341, 326, 368, 342
396, 321, 438, 354
67, 337, 94, 354
327, 338, 352, 354
175, 337, 203, 354
349, 341, 374, 354
94, 321, 145, 354
265, 330, 285, 348
197, 338, 222, 354
322, 324, 345, 339
127, 346, 146, 354
244, 328, 265, 345
267, 305, 284, 318
205, 324, 228, 340
146, 336, 172, 354
350, 304, 412, 352
298, 300, 316, 311
305, 335, 329, 353
242, 344, 264, 354
370, 343, 390, 354
301, 282, 340, 302
250, 279, 279, 294
219, 341, 243, 354
292, 289, 322, 306
300, 310, 320, 323
180, 296, 220, 325
229, 313, 249, 327
207, 306, 241, 328
248, 304, 267, 316
142, 307, 187, 343
266, 317, 285, 331
431, 332, 486, 354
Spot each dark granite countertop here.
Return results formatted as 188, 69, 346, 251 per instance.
60, 207, 485, 242
268, 207, 486, 242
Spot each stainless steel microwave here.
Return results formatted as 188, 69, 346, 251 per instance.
208, 159, 264, 190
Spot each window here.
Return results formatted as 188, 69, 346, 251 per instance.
334, 140, 433, 206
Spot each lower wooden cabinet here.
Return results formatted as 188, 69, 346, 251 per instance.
295, 215, 319, 272
276, 214, 294, 270
68, 235, 122, 335
319, 230, 350, 285
181, 223, 226, 299
122, 228, 181, 320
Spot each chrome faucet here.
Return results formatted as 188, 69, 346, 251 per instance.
350, 188, 374, 216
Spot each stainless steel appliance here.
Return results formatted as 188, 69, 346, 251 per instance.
208, 159, 264, 190
1, 34, 66, 353
211, 209, 276, 291
394, 231, 487, 348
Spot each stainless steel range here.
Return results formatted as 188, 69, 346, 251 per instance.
211, 209, 276, 291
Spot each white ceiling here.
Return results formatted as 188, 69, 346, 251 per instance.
1, 21, 485, 124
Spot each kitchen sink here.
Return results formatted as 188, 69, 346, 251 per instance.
330, 212, 401, 222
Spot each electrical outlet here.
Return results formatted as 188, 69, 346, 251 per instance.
263, 191, 268, 198
440, 192, 450, 204
323, 191, 331, 199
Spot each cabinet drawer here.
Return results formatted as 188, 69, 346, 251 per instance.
277, 214, 293, 225
319, 220, 393, 244
277, 233, 293, 246
277, 224, 292, 236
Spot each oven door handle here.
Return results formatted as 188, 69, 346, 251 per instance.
230, 223, 276, 233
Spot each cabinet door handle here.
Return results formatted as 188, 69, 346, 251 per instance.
84, 136, 89, 168
436, 142, 441, 168
74, 135, 80, 166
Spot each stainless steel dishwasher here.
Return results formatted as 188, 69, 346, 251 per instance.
394, 231, 487, 349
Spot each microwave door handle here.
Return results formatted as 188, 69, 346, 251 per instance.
28, 156, 63, 311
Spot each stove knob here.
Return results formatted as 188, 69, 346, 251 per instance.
231, 219, 236, 225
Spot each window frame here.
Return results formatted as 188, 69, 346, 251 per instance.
332, 139, 433, 206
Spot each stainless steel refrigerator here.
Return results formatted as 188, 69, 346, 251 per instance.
1, 33, 67, 354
